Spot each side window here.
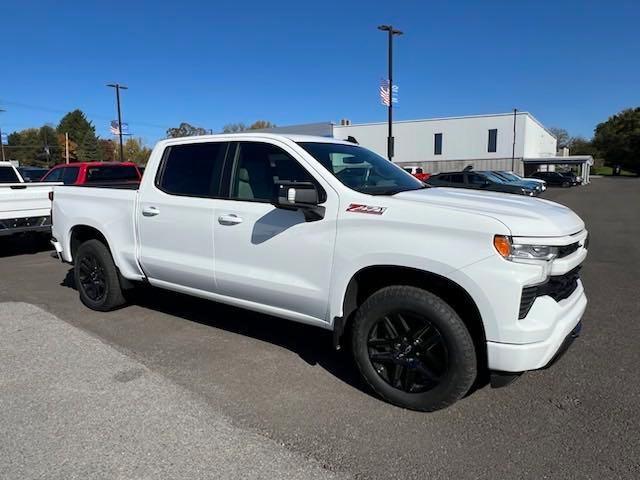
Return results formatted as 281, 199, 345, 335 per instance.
467, 173, 486, 185
43, 168, 63, 182
62, 167, 79, 185
230, 142, 315, 202
157, 142, 227, 197
487, 129, 498, 153
448, 174, 464, 183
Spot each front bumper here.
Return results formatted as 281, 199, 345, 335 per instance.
486, 282, 587, 372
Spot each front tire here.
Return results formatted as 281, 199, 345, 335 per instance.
351, 286, 477, 411
74, 239, 126, 311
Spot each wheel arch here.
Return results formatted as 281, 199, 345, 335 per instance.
337, 265, 487, 372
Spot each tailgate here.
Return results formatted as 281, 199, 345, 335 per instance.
0, 183, 61, 219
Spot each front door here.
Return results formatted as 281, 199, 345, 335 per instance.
137, 141, 228, 292
213, 141, 337, 322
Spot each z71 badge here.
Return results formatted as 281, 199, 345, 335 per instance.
346, 204, 387, 215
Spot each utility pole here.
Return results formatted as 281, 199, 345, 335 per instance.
378, 25, 403, 161
65, 132, 70, 164
107, 83, 128, 162
0, 108, 6, 162
511, 108, 517, 172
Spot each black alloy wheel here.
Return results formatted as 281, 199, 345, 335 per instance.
78, 253, 107, 302
367, 312, 448, 393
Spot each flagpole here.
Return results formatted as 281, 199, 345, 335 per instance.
107, 83, 128, 162
378, 25, 403, 161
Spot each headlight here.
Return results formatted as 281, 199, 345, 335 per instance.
493, 235, 558, 262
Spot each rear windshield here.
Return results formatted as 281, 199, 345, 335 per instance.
86, 165, 140, 183
0, 166, 20, 183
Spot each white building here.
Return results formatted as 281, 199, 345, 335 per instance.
256, 112, 592, 181
332, 112, 556, 175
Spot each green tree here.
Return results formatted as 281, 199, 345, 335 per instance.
249, 120, 276, 130
548, 127, 570, 149
76, 132, 103, 162
117, 137, 152, 165
593, 107, 640, 173
567, 137, 598, 157
166, 122, 208, 138
57, 109, 96, 144
222, 123, 247, 133
6, 125, 62, 167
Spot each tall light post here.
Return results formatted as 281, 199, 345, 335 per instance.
0, 108, 6, 162
511, 108, 517, 172
107, 83, 128, 161
378, 24, 403, 161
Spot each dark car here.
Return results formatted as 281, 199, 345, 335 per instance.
529, 171, 572, 187
479, 171, 544, 194
426, 171, 537, 196
17, 167, 49, 182
558, 171, 582, 186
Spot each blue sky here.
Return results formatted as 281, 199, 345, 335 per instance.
1, 0, 638, 145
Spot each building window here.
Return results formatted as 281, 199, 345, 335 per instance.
434, 133, 442, 155
488, 129, 498, 153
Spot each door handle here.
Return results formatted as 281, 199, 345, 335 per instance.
218, 214, 243, 225
142, 206, 160, 217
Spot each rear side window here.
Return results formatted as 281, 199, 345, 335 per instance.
86, 165, 140, 183
448, 174, 464, 183
62, 167, 79, 185
0, 166, 20, 183
157, 142, 227, 197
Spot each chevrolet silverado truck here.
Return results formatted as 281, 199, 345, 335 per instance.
51, 134, 588, 411
0, 162, 60, 237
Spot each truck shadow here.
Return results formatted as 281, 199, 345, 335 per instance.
0, 234, 53, 258
60, 269, 371, 397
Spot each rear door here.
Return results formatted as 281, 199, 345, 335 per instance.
137, 141, 229, 292
212, 140, 337, 321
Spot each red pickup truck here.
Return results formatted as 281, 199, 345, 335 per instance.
42, 162, 142, 185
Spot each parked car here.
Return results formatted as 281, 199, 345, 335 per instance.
403, 166, 430, 182
530, 171, 572, 187
17, 166, 49, 182
41, 162, 142, 185
558, 171, 582, 186
493, 171, 546, 192
0, 161, 61, 238
51, 134, 588, 412
478, 171, 543, 195
427, 170, 538, 196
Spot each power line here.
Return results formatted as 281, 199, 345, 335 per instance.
0, 99, 172, 131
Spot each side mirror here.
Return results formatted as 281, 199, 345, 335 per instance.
273, 181, 325, 221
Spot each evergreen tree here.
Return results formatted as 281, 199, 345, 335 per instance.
76, 132, 103, 162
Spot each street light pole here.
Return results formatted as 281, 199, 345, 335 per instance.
107, 83, 128, 162
378, 25, 403, 161
0, 108, 6, 162
511, 108, 517, 172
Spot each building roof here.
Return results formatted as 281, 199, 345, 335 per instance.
523, 156, 594, 165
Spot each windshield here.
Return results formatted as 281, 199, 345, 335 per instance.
480, 171, 510, 184
298, 142, 425, 195
495, 171, 521, 182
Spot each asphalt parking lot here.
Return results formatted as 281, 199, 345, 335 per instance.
1, 178, 639, 479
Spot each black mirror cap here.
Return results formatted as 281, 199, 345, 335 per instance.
272, 181, 325, 221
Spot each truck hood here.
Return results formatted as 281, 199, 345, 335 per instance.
394, 187, 584, 237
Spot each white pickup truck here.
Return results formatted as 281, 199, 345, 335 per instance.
51, 134, 588, 411
0, 162, 59, 237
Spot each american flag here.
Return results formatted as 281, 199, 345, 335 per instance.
379, 79, 398, 106
110, 120, 130, 135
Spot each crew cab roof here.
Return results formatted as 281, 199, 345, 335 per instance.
155, 133, 355, 148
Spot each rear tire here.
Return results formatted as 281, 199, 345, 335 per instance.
351, 286, 477, 411
74, 239, 126, 311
